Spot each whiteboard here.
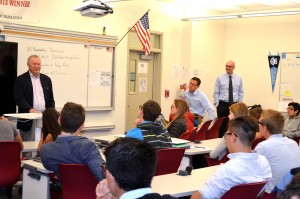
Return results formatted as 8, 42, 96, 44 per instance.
88, 45, 114, 107
280, 52, 300, 103
6, 35, 114, 109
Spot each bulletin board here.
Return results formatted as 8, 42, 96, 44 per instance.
279, 52, 300, 111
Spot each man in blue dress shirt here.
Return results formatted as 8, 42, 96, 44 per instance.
213, 60, 244, 137
184, 77, 215, 125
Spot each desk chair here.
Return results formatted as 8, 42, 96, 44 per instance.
221, 181, 267, 199
155, 148, 185, 176
293, 137, 300, 145
205, 152, 229, 167
206, 117, 226, 140
0, 141, 21, 199
251, 137, 266, 149
188, 120, 212, 141
58, 164, 98, 199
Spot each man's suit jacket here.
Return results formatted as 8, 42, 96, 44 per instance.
14, 71, 55, 131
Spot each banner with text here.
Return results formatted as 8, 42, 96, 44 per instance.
0, 0, 39, 22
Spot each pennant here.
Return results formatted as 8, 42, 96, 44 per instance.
268, 55, 280, 93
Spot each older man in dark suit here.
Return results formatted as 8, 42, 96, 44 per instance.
14, 54, 55, 141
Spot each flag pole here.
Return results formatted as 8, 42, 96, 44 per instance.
115, 9, 150, 47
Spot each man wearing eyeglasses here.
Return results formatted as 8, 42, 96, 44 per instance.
184, 77, 215, 125
191, 116, 271, 199
283, 102, 300, 138
213, 60, 244, 137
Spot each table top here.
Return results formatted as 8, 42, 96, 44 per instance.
151, 165, 220, 197
91, 134, 222, 155
22, 159, 52, 173
4, 113, 42, 119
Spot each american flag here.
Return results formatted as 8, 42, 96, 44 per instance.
134, 12, 150, 55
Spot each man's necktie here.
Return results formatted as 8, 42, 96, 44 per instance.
229, 76, 233, 104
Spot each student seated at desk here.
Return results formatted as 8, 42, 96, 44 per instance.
165, 99, 189, 138
191, 116, 272, 199
283, 102, 300, 139
40, 102, 105, 181
209, 102, 248, 160
254, 109, 300, 194
0, 116, 23, 150
126, 100, 172, 149
37, 108, 61, 156
96, 137, 177, 199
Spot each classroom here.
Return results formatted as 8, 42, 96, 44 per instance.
1, 0, 300, 198
1, 0, 300, 137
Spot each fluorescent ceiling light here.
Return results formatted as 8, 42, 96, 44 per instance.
184, 15, 238, 21
182, 10, 300, 21
241, 10, 300, 17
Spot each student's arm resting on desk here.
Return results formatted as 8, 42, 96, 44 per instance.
209, 137, 227, 160
168, 119, 186, 138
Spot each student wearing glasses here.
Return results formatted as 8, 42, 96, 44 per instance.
283, 102, 300, 138
254, 109, 300, 195
184, 77, 215, 125
191, 116, 271, 199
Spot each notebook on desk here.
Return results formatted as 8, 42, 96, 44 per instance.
171, 138, 190, 145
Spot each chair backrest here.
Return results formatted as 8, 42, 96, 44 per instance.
58, 164, 98, 199
205, 153, 229, 167
293, 137, 300, 145
155, 148, 185, 176
251, 137, 266, 149
221, 181, 267, 199
207, 117, 226, 140
189, 120, 212, 141
0, 141, 21, 188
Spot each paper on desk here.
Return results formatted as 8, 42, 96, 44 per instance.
190, 146, 211, 150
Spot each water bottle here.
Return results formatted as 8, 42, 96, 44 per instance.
194, 114, 199, 127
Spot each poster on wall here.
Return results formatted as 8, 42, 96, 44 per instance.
138, 62, 148, 74
139, 78, 147, 92
268, 55, 280, 93
0, 0, 39, 22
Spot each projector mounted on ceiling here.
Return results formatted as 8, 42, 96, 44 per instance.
74, 0, 113, 18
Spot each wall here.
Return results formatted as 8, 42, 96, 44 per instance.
2, 0, 188, 137
225, 15, 300, 110
4, 0, 299, 137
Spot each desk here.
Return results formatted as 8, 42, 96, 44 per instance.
22, 160, 52, 199
91, 134, 222, 156
152, 165, 220, 197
